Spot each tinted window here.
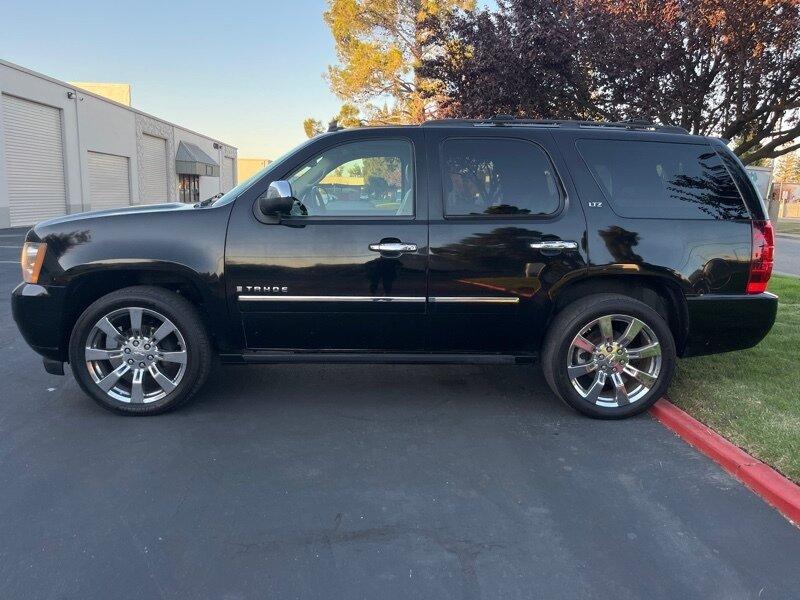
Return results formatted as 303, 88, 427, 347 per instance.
441, 138, 561, 216
577, 139, 747, 220
287, 139, 414, 216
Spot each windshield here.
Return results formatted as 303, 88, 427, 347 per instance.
208, 137, 320, 207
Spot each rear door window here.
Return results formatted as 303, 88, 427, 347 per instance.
576, 139, 747, 219
441, 138, 562, 217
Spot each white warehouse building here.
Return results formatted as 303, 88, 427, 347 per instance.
0, 60, 237, 228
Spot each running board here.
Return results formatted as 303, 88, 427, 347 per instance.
220, 352, 537, 365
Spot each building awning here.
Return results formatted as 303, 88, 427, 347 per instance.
175, 141, 219, 176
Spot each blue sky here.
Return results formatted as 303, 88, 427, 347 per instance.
1, 0, 344, 158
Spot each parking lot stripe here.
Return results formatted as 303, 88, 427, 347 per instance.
651, 398, 800, 526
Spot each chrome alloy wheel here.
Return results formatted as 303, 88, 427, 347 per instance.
84, 307, 188, 404
567, 314, 662, 408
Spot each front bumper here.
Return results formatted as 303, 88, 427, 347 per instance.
682, 292, 778, 357
11, 282, 69, 362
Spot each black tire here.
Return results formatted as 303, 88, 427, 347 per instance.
541, 293, 676, 419
69, 286, 212, 415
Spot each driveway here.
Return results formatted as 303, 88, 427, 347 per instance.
1, 228, 799, 599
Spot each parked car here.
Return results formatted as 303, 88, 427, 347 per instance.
12, 117, 777, 418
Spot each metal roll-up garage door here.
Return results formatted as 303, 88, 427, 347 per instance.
87, 151, 131, 211
140, 134, 169, 204
2, 94, 67, 226
222, 157, 235, 192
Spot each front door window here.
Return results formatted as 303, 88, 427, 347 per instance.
286, 139, 414, 217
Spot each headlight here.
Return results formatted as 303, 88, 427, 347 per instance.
21, 242, 47, 283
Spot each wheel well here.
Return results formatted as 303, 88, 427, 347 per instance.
61, 270, 214, 355
551, 276, 688, 353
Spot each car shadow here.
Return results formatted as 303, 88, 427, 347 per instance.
183, 362, 574, 421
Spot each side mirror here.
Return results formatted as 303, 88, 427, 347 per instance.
258, 180, 295, 217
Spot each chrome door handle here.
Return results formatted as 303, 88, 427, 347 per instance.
369, 242, 418, 253
529, 240, 578, 251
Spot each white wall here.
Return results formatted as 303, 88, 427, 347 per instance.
76, 93, 139, 210
0, 62, 83, 226
0, 60, 236, 227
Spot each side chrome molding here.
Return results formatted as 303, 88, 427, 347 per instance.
238, 295, 519, 304
429, 296, 520, 304
238, 295, 426, 302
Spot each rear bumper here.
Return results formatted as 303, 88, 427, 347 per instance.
682, 292, 778, 357
11, 282, 68, 362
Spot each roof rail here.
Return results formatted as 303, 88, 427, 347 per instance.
422, 116, 689, 134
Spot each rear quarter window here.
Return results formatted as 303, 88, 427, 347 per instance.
576, 139, 748, 220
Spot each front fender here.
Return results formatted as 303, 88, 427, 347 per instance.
20, 203, 236, 355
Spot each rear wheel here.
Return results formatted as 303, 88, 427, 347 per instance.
541, 294, 676, 419
69, 286, 212, 415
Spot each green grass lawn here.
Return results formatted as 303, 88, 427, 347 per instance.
668, 275, 800, 483
776, 219, 800, 235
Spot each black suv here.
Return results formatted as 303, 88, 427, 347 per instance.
12, 118, 777, 418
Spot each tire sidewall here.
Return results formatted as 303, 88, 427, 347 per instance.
69, 290, 205, 415
548, 298, 676, 419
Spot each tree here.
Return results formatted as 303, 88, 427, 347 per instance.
303, 118, 325, 139
303, 104, 365, 139
335, 103, 363, 128
422, 0, 800, 165
311, 0, 474, 129
774, 151, 800, 183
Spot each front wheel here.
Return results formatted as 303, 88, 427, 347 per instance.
541, 294, 676, 419
69, 286, 212, 415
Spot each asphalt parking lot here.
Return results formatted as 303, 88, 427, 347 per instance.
1, 227, 799, 600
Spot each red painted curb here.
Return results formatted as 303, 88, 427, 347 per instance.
650, 398, 800, 525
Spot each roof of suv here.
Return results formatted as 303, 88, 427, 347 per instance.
421, 115, 689, 135
326, 116, 690, 136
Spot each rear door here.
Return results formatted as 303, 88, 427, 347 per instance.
425, 127, 588, 352
225, 128, 429, 351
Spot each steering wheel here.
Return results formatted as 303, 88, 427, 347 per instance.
311, 186, 328, 212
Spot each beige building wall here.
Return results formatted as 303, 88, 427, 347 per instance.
0, 60, 236, 227
238, 158, 271, 182
69, 82, 132, 106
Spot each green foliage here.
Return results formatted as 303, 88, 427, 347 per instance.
423, 0, 800, 165
363, 156, 400, 187
776, 220, 800, 235
306, 0, 474, 131
669, 275, 800, 483
774, 151, 800, 183
303, 103, 364, 138
303, 118, 325, 139
336, 103, 363, 128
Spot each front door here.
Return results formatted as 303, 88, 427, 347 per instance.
225, 130, 429, 351
425, 128, 588, 352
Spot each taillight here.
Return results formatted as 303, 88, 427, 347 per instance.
747, 220, 774, 294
